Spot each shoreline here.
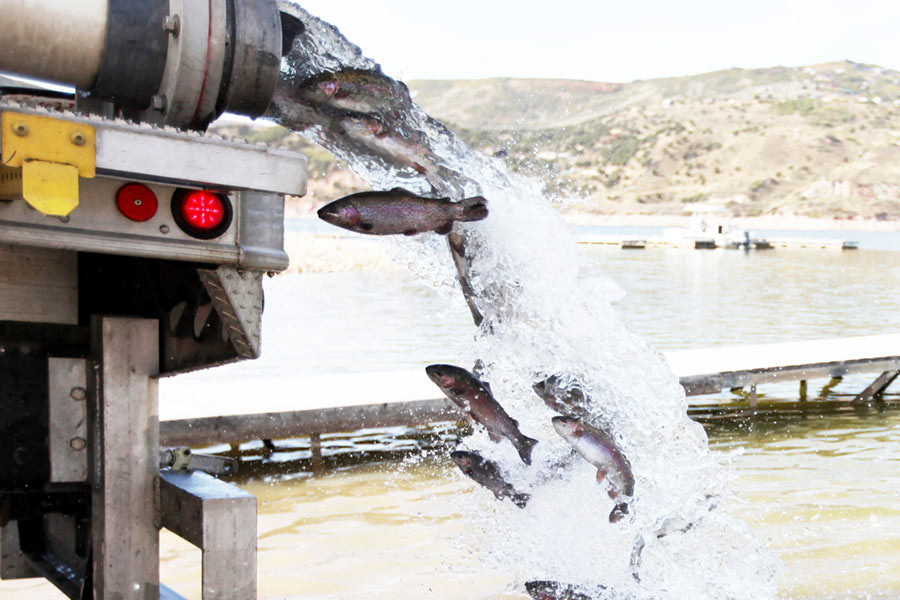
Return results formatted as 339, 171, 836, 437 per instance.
560, 212, 900, 232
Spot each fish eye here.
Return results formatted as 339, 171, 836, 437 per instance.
449, 387, 464, 396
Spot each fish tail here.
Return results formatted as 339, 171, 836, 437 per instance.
512, 492, 531, 509
517, 435, 539, 465
456, 196, 489, 222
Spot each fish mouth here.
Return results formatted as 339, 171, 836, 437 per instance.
551, 416, 578, 436
425, 364, 457, 386
449, 451, 471, 467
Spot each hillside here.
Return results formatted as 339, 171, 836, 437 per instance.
216, 60, 900, 220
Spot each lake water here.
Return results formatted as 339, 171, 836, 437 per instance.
5, 233, 900, 599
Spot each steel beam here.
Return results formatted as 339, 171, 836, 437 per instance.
88, 316, 160, 599
159, 470, 257, 600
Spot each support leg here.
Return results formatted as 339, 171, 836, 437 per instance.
852, 370, 900, 406
799, 380, 807, 402
88, 317, 160, 599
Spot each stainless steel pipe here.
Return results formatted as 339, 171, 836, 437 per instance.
0, 0, 108, 89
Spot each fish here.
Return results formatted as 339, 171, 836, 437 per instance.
339, 114, 438, 175
426, 364, 538, 465
450, 450, 530, 508
448, 232, 484, 327
532, 375, 590, 418
551, 416, 635, 516
295, 68, 410, 117
525, 580, 595, 600
317, 188, 488, 236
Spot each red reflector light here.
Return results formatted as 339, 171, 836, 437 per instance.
171, 189, 233, 239
116, 183, 158, 222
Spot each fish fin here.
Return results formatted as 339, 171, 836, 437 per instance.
512, 493, 531, 509
609, 502, 630, 523
486, 429, 502, 443
517, 436, 539, 465
435, 222, 453, 235
412, 162, 428, 174
457, 196, 489, 222
596, 468, 607, 483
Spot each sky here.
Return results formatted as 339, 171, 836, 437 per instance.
295, 0, 900, 82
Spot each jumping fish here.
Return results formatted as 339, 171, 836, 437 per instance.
448, 232, 485, 327
525, 580, 595, 600
450, 450, 530, 508
426, 364, 538, 465
339, 114, 436, 175
532, 375, 590, 418
295, 68, 409, 117
317, 188, 488, 236
551, 416, 634, 521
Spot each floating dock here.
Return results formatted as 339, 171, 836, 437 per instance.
577, 234, 858, 250
160, 334, 900, 447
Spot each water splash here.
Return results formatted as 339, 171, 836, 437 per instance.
269, 3, 780, 597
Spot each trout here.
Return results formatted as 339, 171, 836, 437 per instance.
451, 450, 530, 508
339, 114, 436, 175
318, 188, 488, 236
296, 68, 409, 116
532, 375, 590, 418
551, 416, 634, 521
426, 364, 538, 464
525, 580, 595, 600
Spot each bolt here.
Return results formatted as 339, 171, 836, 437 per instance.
69, 437, 87, 451
70, 131, 87, 146
163, 14, 180, 37
12, 447, 31, 465
134, 199, 142, 206
159, 224, 170, 234
12, 122, 28, 136
70, 387, 87, 401
151, 94, 167, 111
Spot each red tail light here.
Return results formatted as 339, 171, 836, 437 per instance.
171, 189, 233, 239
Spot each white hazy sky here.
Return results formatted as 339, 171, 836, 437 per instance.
296, 0, 900, 82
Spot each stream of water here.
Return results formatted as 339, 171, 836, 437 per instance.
262, 4, 781, 597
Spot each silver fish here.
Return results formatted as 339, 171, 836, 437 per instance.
451, 450, 530, 508
551, 416, 635, 505
426, 364, 538, 465
318, 187, 487, 236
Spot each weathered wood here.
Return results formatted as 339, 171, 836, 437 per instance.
89, 317, 160, 599
161, 398, 463, 447
852, 370, 900, 405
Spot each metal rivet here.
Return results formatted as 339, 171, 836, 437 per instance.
12, 122, 28, 136
70, 131, 87, 146
163, 14, 180, 36
70, 387, 87, 401
151, 94, 167, 111
70, 437, 87, 451
159, 224, 170, 234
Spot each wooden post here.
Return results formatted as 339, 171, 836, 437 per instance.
88, 317, 160, 599
799, 380, 807, 402
310, 432, 324, 473
749, 384, 758, 410
852, 370, 900, 406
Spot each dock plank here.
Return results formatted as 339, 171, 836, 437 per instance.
160, 334, 900, 446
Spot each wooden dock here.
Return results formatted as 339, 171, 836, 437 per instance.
159, 334, 900, 447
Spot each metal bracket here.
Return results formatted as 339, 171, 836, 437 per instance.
1, 111, 95, 216
160, 447, 237, 476
159, 470, 257, 599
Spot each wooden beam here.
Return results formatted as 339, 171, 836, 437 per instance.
852, 370, 900, 405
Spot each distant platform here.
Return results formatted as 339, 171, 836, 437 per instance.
159, 334, 900, 447
577, 234, 858, 250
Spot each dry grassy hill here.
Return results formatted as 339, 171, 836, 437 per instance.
217, 60, 900, 220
